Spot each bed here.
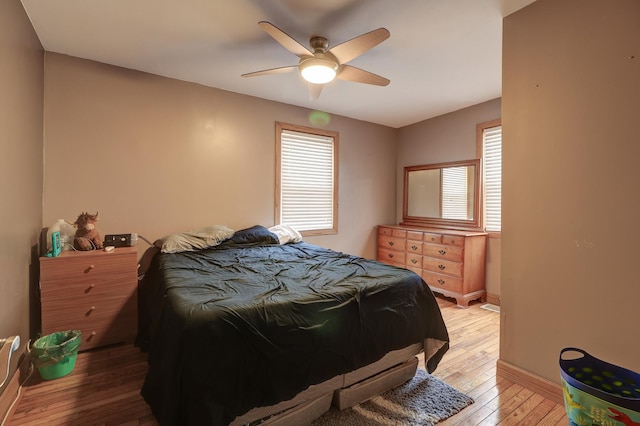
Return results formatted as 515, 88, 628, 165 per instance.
136, 225, 449, 425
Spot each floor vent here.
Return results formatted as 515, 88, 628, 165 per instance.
480, 303, 500, 313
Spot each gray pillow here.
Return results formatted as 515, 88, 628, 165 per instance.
155, 225, 235, 253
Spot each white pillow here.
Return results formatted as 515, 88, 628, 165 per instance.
156, 225, 235, 253
268, 224, 303, 245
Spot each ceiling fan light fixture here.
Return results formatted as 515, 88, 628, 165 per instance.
299, 57, 338, 84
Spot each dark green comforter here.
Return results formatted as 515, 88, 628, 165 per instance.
137, 234, 449, 425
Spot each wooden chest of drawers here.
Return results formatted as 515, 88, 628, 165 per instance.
39, 247, 138, 351
377, 225, 487, 307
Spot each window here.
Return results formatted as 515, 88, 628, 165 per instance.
441, 166, 469, 220
276, 122, 338, 235
477, 119, 502, 233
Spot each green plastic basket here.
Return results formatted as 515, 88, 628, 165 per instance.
31, 330, 82, 380
37, 353, 78, 380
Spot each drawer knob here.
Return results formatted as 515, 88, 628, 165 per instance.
85, 284, 95, 294
84, 264, 95, 273
410, 259, 417, 264
438, 249, 446, 255
438, 279, 445, 285
388, 241, 394, 247
411, 245, 418, 251
438, 264, 446, 270
388, 253, 394, 258
86, 306, 96, 316
87, 331, 97, 341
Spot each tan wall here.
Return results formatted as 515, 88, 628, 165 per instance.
396, 99, 502, 298
42, 54, 398, 259
502, 0, 640, 382
0, 0, 44, 374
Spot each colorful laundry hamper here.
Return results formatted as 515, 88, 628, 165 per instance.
560, 347, 640, 425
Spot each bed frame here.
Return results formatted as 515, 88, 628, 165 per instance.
231, 342, 425, 425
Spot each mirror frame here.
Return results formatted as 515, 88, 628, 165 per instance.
400, 159, 482, 231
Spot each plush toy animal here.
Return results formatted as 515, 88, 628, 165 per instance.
73, 211, 103, 250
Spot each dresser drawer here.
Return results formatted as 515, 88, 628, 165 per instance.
442, 234, 465, 247
423, 257, 463, 277
423, 243, 463, 261
42, 294, 136, 334
377, 248, 405, 266
406, 231, 423, 241
422, 271, 463, 293
391, 228, 407, 238
40, 253, 135, 281
378, 226, 394, 237
378, 235, 405, 252
40, 273, 134, 299
44, 314, 136, 351
77, 318, 137, 350
405, 253, 423, 269
406, 240, 423, 254
423, 233, 442, 244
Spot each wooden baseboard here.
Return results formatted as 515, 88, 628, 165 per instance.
485, 293, 500, 306
496, 359, 563, 405
0, 351, 29, 423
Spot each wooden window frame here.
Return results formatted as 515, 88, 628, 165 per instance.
476, 118, 502, 239
275, 122, 339, 236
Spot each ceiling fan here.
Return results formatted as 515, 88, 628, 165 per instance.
242, 21, 390, 100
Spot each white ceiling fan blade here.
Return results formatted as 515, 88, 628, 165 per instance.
258, 21, 313, 57
328, 28, 390, 64
337, 65, 390, 86
241, 66, 298, 78
308, 83, 324, 100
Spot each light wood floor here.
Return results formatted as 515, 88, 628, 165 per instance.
6, 297, 568, 425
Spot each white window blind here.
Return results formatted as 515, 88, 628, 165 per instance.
279, 129, 335, 232
442, 166, 468, 219
483, 126, 502, 232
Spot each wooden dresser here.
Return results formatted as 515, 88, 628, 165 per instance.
377, 225, 487, 307
39, 247, 138, 351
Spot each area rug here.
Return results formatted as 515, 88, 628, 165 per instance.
311, 369, 474, 426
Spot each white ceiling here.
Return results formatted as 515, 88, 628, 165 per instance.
20, 0, 536, 128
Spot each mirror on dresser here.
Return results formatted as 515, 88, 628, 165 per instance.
401, 159, 481, 231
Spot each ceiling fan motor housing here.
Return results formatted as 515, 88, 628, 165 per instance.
309, 36, 330, 53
